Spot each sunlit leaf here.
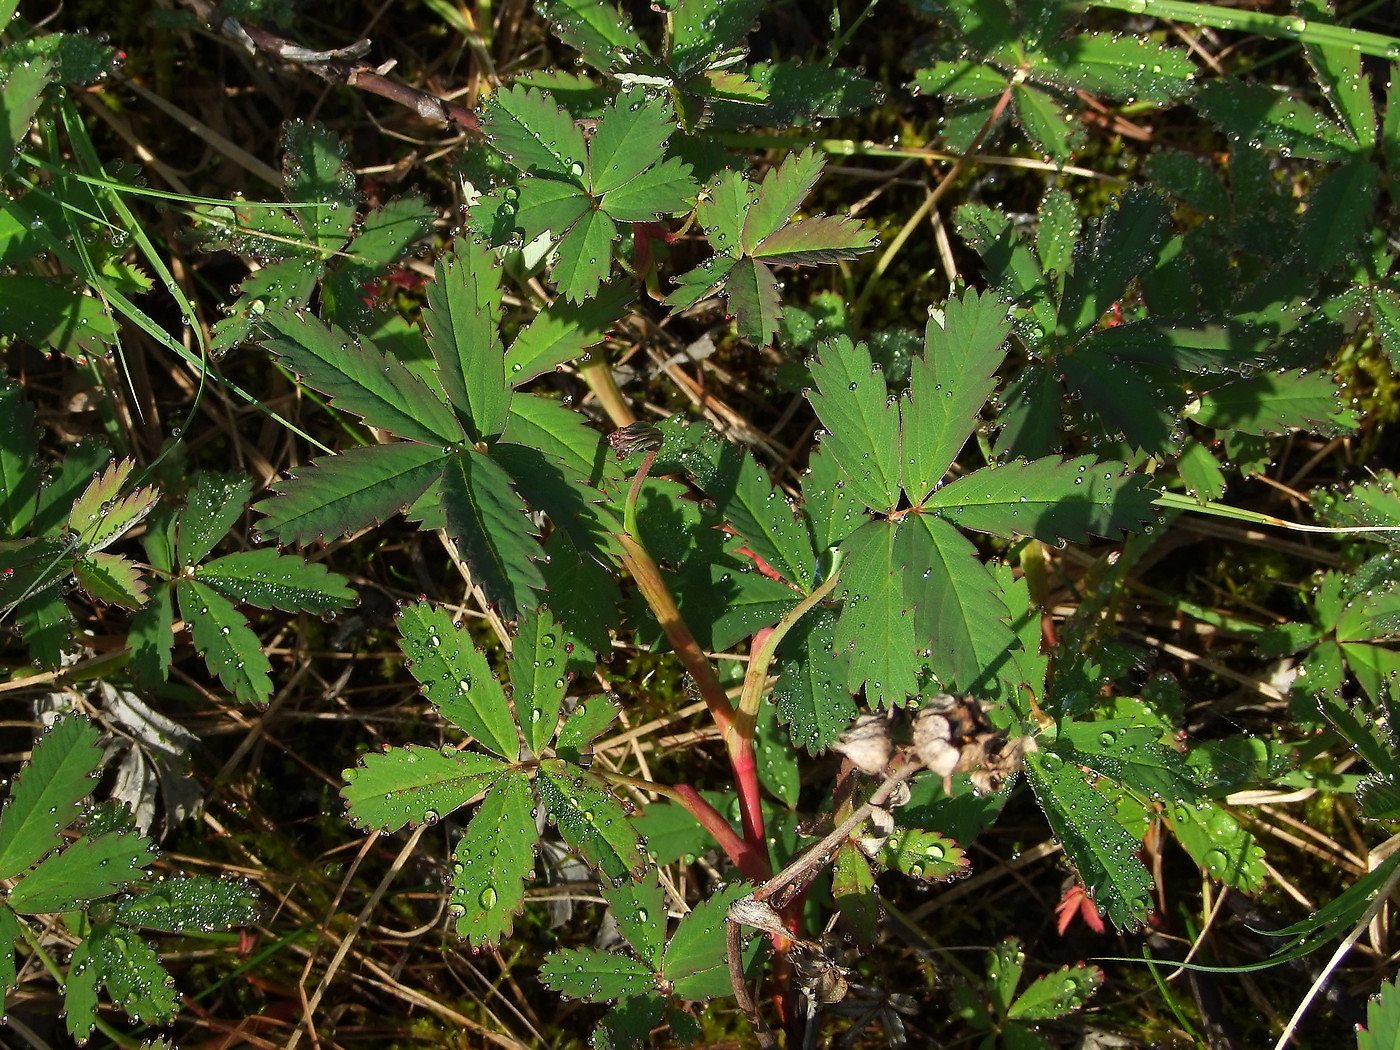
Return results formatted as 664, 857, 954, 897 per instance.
535, 762, 645, 884
342, 744, 506, 833
178, 580, 272, 706
0, 715, 103, 879
449, 771, 537, 949
807, 336, 902, 513
195, 550, 355, 614
8, 830, 153, 913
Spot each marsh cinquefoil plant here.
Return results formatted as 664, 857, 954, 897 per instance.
4, 0, 1400, 1044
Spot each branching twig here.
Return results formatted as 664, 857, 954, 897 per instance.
178, 0, 480, 132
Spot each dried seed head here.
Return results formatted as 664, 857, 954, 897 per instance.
834, 712, 892, 775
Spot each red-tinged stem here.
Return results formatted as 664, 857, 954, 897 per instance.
671, 785, 771, 882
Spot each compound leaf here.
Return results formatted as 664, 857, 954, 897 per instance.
342, 744, 507, 833
925, 457, 1157, 543
553, 208, 619, 303
281, 119, 357, 252
259, 309, 464, 444
194, 549, 355, 614
0, 715, 103, 879
741, 148, 825, 251
599, 156, 696, 222
178, 580, 273, 706
602, 870, 667, 969
506, 279, 634, 385
751, 214, 878, 265
398, 602, 519, 759
1037, 33, 1194, 104
449, 771, 537, 949
7, 830, 153, 913
1059, 188, 1171, 340
725, 257, 782, 346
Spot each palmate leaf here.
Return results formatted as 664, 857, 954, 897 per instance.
321, 194, 436, 330
281, 119, 357, 253
1013, 82, 1080, 162
835, 520, 920, 707
807, 335, 902, 512
258, 309, 464, 444
398, 602, 519, 759
589, 87, 678, 194
7, 830, 153, 913
751, 215, 878, 265
175, 472, 253, 566
1058, 188, 1171, 340
954, 204, 1057, 339
0, 715, 103, 879
1193, 369, 1356, 435
669, 0, 764, 75
535, 761, 645, 885
66, 924, 177, 1039
440, 448, 546, 620
423, 237, 509, 441
113, 874, 260, 932
178, 580, 273, 706
600, 157, 696, 221
540, 947, 659, 1002
511, 606, 573, 753
900, 514, 1017, 699
255, 442, 452, 546
900, 289, 1012, 500
742, 148, 825, 251
449, 771, 537, 949
1035, 33, 1194, 105
1061, 353, 1182, 454
1024, 749, 1154, 930
725, 257, 783, 346
925, 457, 1157, 543
194, 550, 355, 614
802, 444, 867, 553
73, 552, 147, 609
341, 744, 506, 832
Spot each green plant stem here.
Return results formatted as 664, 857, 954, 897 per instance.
1154, 490, 1400, 536
1086, 0, 1400, 58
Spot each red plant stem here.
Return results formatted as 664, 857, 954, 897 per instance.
670, 786, 770, 882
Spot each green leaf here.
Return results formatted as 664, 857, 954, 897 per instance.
595, 996, 670, 1050
259, 309, 464, 444
912, 60, 1010, 99
439, 448, 546, 620
925, 457, 1157, 543
1165, 799, 1267, 892
774, 606, 853, 753
1061, 353, 1181, 453
113, 875, 260, 932
1012, 82, 1078, 161
742, 148, 826, 250
1193, 369, 1356, 435
0, 52, 50, 156
806, 335, 902, 512
8, 830, 153, 913
725, 257, 783, 346
555, 694, 619, 765
539, 531, 620, 658
280, 119, 357, 252
175, 472, 253, 566
74, 924, 177, 1028
67, 459, 159, 555
1299, 160, 1378, 274
255, 442, 451, 546
751, 214, 878, 265
663, 882, 754, 1001
835, 520, 919, 706
0, 382, 38, 536
551, 207, 619, 303
954, 204, 1057, 338
424, 238, 509, 441
1143, 150, 1230, 216
0, 275, 118, 359
535, 762, 645, 885
397, 602, 518, 759
900, 289, 1011, 500
1305, 28, 1376, 150
0, 905, 17, 992
129, 583, 174, 686
535, 0, 638, 75
506, 279, 634, 385
832, 842, 879, 945
599, 156, 697, 222
875, 827, 967, 882
1024, 749, 1154, 930
1059, 188, 1171, 339
515, 175, 592, 238
802, 444, 867, 553
510, 607, 573, 753
483, 85, 588, 180
1260, 850, 1400, 960
178, 580, 273, 706
65, 934, 101, 1039
73, 552, 147, 609
1008, 963, 1103, 1021
589, 90, 677, 194
696, 169, 751, 255
754, 697, 799, 807
1037, 33, 1194, 104
1358, 976, 1400, 1050
540, 947, 659, 1002
449, 771, 537, 949
670, 0, 763, 75
195, 550, 355, 614
0, 715, 103, 879
665, 254, 737, 310
341, 744, 506, 833
601, 869, 667, 969
900, 514, 1017, 698
1194, 80, 1355, 162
